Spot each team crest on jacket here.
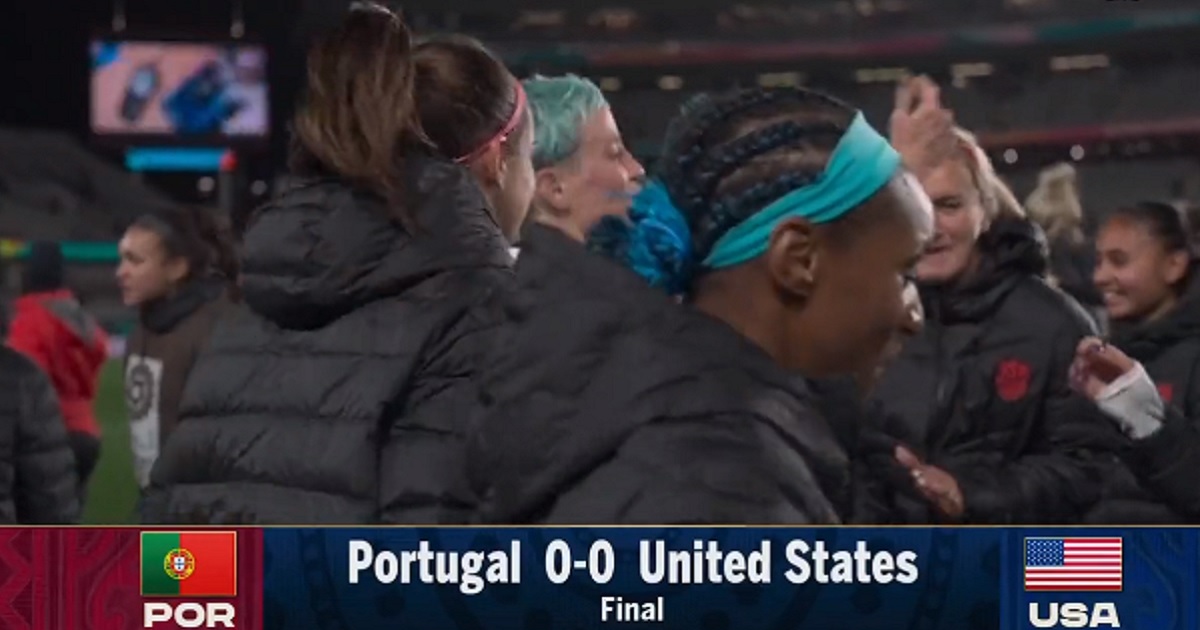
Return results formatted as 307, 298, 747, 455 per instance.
1157, 382, 1174, 403
995, 358, 1031, 402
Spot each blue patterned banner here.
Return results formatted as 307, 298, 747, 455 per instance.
259, 528, 1193, 630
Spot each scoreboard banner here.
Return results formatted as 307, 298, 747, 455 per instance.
0, 527, 262, 629
0, 527, 1193, 629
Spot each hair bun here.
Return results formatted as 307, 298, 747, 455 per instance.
587, 180, 695, 295
1038, 162, 1076, 186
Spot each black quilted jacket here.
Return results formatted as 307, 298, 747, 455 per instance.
0, 346, 78, 524
468, 224, 850, 525
871, 218, 1119, 524
142, 156, 514, 524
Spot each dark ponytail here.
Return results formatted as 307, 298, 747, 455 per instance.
288, 2, 524, 228
1111, 201, 1195, 258
131, 206, 240, 301
289, 2, 428, 226
191, 210, 240, 300
1110, 201, 1196, 293
285, 2, 525, 228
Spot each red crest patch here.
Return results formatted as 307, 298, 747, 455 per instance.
1157, 382, 1174, 403
995, 359, 1032, 402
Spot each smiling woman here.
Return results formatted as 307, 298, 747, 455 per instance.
1094, 201, 1194, 324
869, 124, 1122, 526
1078, 202, 1200, 524
913, 127, 1024, 286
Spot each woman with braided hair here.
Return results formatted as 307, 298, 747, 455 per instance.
467, 82, 949, 524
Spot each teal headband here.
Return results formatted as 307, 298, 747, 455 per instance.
701, 112, 902, 270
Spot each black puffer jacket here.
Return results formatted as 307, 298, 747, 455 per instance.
1087, 270, 1200, 523
0, 346, 79, 523
468, 225, 854, 525
870, 218, 1120, 524
143, 157, 514, 524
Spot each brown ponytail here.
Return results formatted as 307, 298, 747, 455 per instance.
190, 209, 241, 301
289, 2, 429, 226
287, 3, 525, 229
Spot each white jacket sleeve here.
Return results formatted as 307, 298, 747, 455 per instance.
1094, 362, 1166, 440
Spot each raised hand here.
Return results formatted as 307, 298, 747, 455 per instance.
889, 75, 957, 180
1069, 337, 1138, 400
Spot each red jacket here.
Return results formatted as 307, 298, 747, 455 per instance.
6, 290, 109, 436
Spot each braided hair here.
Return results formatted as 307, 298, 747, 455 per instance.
591, 87, 862, 294
1111, 201, 1194, 257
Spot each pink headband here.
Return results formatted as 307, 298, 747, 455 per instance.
454, 82, 528, 164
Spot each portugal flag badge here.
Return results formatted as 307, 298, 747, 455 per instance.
141, 531, 237, 597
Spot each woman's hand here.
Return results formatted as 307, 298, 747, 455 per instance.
1070, 336, 1166, 439
895, 445, 965, 519
1069, 337, 1138, 400
889, 75, 957, 180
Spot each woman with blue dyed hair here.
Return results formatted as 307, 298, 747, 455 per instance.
523, 74, 645, 243
467, 81, 953, 524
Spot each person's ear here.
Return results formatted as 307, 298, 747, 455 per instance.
765, 217, 819, 301
467, 144, 507, 191
534, 167, 569, 215
1164, 250, 1191, 286
165, 256, 189, 285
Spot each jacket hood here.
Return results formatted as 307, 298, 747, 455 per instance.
921, 217, 1049, 323
21, 241, 64, 294
241, 157, 513, 329
1112, 264, 1200, 362
16, 290, 105, 348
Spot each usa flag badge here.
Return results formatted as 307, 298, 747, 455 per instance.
1024, 537, 1122, 591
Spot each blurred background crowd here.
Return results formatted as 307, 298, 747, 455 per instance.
0, 0, 1197, 523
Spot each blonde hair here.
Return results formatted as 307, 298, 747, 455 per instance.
952, 127, 1025, 222
1024, 162, 1084, 243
